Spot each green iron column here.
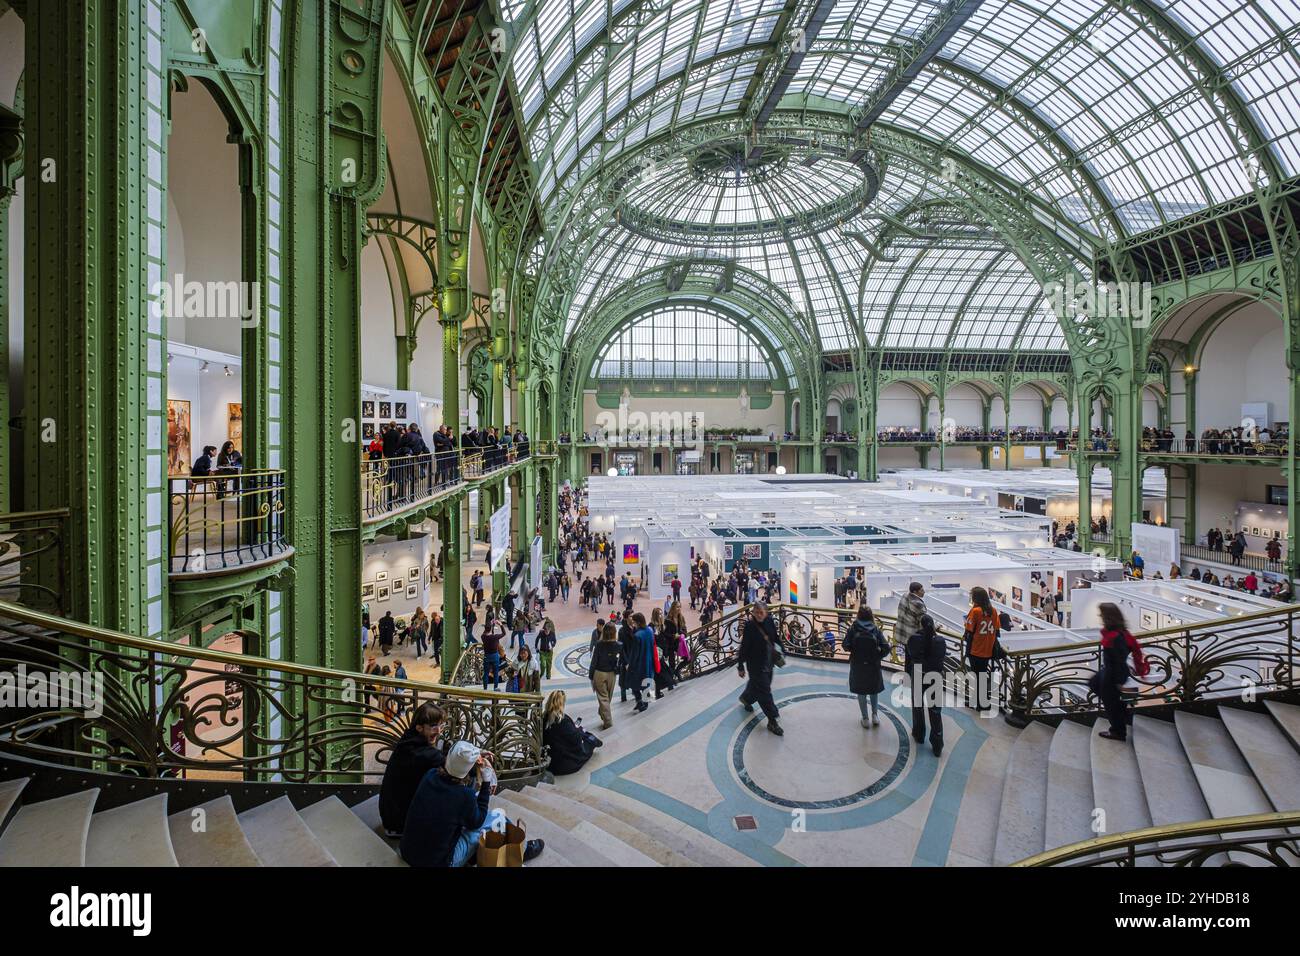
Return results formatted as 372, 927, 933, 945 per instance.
277, 0, 385, 679
0, 102, 18, 512
440, 314, 464, 672
23, 0, 169, 635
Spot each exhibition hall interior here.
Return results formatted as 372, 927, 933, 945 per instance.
2, 0, 1300, 879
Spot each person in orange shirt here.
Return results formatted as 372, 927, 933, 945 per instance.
963, 586, 1001, 713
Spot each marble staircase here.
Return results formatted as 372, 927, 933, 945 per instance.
963, 700, 1300, 865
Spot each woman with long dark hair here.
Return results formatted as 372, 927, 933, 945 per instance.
963, 586, 1001, 712
1093, 603, 1149, 742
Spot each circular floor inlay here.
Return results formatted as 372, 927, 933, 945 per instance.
732, 692, 910, 810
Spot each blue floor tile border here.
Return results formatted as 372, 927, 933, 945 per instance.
587, 663, 991, 866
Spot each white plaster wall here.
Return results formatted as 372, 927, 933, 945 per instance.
166, 85, 243, 356
360, 238, 398, 387
878, 382, 922, 428
581, 393, 786, 434
1194, 303, 1287, 428
362, 535, 433, 623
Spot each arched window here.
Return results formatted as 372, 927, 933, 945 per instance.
594, 305, 774, 382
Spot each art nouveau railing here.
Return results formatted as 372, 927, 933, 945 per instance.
361, 452, 453, 521
1012, 810, 1300, 867
998, 604, 1298, 720
666, 601, 1298, 722
168, 470, 289, 574
0, 509, 68, 613
0, 599, 546, 783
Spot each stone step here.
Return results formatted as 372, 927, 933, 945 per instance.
237, 796, 339, 867
299, 796, 405, 866
1045, 719, 1095, 852
527, 784, 696, 866
86, 794, 178, 867
168, 795, 263, 867
0, 777, 29, 829
539, 782, 752, 867
0, 788, 99, 867
348, 794, 387, 838
1218, 707, 1300, 812
1089, 719, 1153, 850
1132, 716, 1212, 827
1264, 700, 1300, 753
491, 791, 622, 867
992, 720, 1054, 865
946, 733, 1013, 865
1174, 711, 1275, 820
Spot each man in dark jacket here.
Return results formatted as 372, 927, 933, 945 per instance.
737, 604, 783, 736
432, 426, 454, 484
378, 610, 396, 655
378, 702, 446, 834
904, 614, 947, 756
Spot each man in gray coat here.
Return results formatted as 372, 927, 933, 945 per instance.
894, 582, 927, 644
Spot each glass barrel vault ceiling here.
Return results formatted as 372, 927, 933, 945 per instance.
496, 0, 1300, 352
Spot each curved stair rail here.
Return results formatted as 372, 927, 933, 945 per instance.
1011, 810, 1300, 867
667, 601, 1299, 722
998, 603, 1299, 722
0, 600, 546, 783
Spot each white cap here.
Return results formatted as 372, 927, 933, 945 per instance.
445, 740, 481, 779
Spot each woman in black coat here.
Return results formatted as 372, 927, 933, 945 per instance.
843, 606, 890, 727
542, 690, 600, 775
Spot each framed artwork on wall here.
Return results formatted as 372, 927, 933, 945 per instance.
405, 584, 417, 599
362, 422, 375, 440
362, 400, 375, 419
1139, 608, 1157, 631
379, 401, 392, 419
228, 403, 243, 453
375, 570, 388, 582
377, 585, 390, 602
361, 582, 375, 600
167, 399, 192, 476
396, 402, 407, 419
408, 566, 420, 581
661, 563, 678, 584
622, 543, 639, 564
742, 543, 762, 560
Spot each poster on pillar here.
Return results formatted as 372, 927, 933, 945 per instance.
1130, 522, 1180, 570
490, 487, 513, 570
530, 536, 543, 592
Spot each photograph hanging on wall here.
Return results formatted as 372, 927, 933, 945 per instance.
167, 399, 192, 476
622, 543, 640, 564
362, 400, 375, 419
1012, 586, 1023, 603
396, 402, 407, 419
362, 423, 375, 440
379, 401, 392, 419
742, 543, 762, 560
724, 544, 735, 560
376, 585, 391, 602
408, 566, 420, 581
228, 403, 243, 453
361, 582, 375, 600
661, 563, 678, 584
375, 570, 388, 582
405, 584, 418, 599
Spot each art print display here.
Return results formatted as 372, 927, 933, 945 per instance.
227, 403, 243, 453
379, 401, 392, 419
1139, 608, 1157, 631
361, 582, 375, 600
405, 584, 418, 600
362, 400, 375, 419
408, 566, 421, 581
622, 543, 640, 564
661, 563, 678, 584
377, 585, 391, 602
396, 402, 407, 419
375, 570, 388, 582
742, 543, 762, 560
362, 422, 375, 440
167, 399, 192, 476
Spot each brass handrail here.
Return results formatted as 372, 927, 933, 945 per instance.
0, 509, 69, 613
168, 469, 289, 573
0, 599, 545, 782
1011, 810, 1300, 866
